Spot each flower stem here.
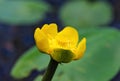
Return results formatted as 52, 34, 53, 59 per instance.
42, 58, 59, 81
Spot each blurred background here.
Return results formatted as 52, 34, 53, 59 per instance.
0, 0, 120, 81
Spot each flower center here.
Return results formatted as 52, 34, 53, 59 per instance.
57, 40, 71, 49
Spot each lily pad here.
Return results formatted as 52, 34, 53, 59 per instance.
11, 46, 50, 79
0, 1, 49, 25
60, 1, 112, 28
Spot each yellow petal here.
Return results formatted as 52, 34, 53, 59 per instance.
34, 28, 49, 53
55, 27, 78, 49
74, 38, 86, 60
41, 23, 58, 37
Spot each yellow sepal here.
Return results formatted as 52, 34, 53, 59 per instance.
34, 28, 49, 53
74, 38, 86, 60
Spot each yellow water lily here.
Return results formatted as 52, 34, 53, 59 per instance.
34, 23, 86, 63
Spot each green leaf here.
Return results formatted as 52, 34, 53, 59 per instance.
51, 28, 120, 81
11, 46, 50, 79
34, 75, 42, 81
60, 1, 112, 28
0, 1, 49, 25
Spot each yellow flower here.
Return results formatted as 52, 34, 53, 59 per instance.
34, 23, 86, 63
